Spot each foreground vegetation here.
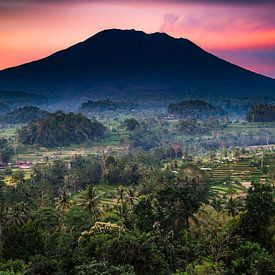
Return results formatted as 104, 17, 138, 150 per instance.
0, 98, 274, 274
0, 153, 273, 274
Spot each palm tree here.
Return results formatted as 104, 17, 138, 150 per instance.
55, 190, 70, 215
64, 173, 81, 194
80, 186, 102, 217
5, 202, 29, 227
116, 186, 125, 205
211, 197, 223, 212
224, 196, 243, 217
115, 186, 133, 226
0, 205, 5, 245
125, 187, 138, 208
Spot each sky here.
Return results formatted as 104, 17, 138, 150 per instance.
0, 0, 274, 78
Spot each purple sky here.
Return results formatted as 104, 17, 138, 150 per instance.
0, 0, 274, 78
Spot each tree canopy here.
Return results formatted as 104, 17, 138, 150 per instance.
168, 100, 223, 118
1, 106, 48, 124
247, 104, 275, 122
18, 111, 106, 147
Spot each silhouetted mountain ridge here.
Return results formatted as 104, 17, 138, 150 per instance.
0, 28, 274, 97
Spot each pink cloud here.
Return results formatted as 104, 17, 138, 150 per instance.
0, 0, 274, 78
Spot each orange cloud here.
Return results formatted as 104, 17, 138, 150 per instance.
0, 1, 274, 78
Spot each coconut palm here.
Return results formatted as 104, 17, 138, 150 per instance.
64, 173, 81, 194
116, 186, 125, 205
5, 202, 29, 227
125, 187, 138, 208
224, 196, 243, 217
55, 190, 70, 215
80, 186, 102, 217
210, 197, 223, 213
115, 186, 134, 225
0, 205, 4, 244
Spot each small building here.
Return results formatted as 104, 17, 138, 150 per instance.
15, 161, 32, 169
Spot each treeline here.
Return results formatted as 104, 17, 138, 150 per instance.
0, 90, 47, 113
18, 111, 106, 147
1, 106, 48, 124
80, 99, 135, 112
58, 149, 176, 189
177, 118, 223, 135
247, 104, 275, 122
0, 156, 273, 274
70, 155, 141, 187
168, 100, 224, 118
120, 118, 162, 151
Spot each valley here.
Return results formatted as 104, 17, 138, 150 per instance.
0, 28, 274, 274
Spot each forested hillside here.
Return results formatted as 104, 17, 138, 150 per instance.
1, 106, 48, 124
18, 112, 105, 147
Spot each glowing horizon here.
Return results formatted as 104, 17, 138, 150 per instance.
0, 1, 274, 78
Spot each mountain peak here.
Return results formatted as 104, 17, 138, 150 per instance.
0, 28, 273, 96
84, 28, 190, 48
93, 28, 170, 37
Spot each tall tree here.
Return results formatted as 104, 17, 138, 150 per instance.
5, 202, 29, 227
239, 182, 274, 249
80, 186, 102, 218
55, 190, 70, 216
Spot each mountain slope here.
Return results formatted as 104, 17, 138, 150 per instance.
0, 29, 274, 96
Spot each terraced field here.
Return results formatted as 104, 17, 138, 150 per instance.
11, 135, 123, 165
211, 182, 246, 198
201, 156, 273, 198
0, 126, 17, 138
96, 184, 118, 206
226, 122, 275, 135
210, 160, 265, 181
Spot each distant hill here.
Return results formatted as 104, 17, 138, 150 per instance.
80, 99, 136, 112
1, 106, 48, 124
18, 111, 106, 147
0, 90, 47, 113
0, 90, 47, 104
0, 29, 274, 98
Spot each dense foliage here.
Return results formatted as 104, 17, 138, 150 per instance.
123, 118, 140, 131
0, 138, 13, 164
128, 128, 160, 150
1, 106, 48, 124
168, 100, 223, 118
247, 104, 275, 122
0, 151, 273, 274
0, 93, 275, 274
177, 119, 221, 135
18, 111, 106, 147
80, 99, 134, 112
69, 155, 142, 187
